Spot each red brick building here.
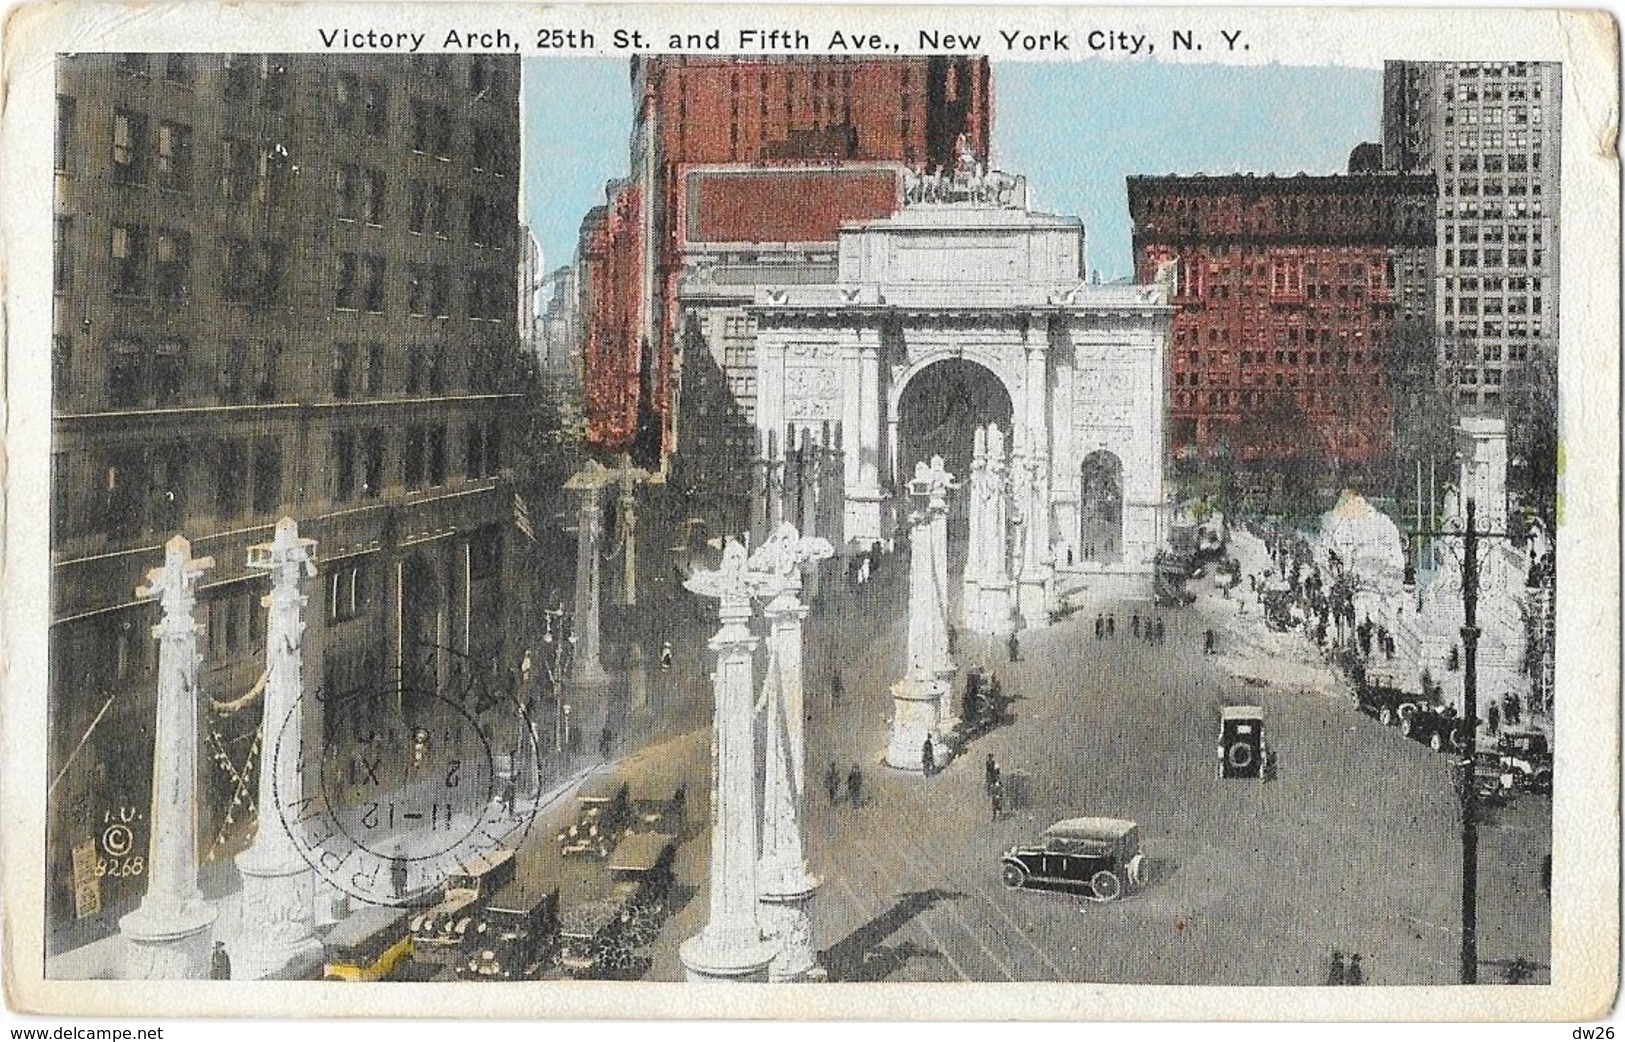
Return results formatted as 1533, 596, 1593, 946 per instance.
1128, 172, 1436, 471
578, 56, 992, 467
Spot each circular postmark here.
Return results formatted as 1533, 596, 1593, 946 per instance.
272, 645, 541, 906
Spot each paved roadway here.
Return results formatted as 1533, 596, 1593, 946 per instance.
632, 548, 1550, 985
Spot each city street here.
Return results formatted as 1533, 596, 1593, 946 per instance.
615, 546, 1550, 984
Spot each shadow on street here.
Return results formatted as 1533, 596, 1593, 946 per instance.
820, 887, 964, 982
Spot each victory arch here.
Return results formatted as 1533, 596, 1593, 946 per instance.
748, 170, 1176, 617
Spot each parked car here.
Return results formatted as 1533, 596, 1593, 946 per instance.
1356, 681, 1411, 726
557, 832, 679, 978
1000, 817, 1146, 901
1399, 702, 1470, 753
1217, 705, 1272, 780
559, 776, 633, 859
456, 883, 560, 982
1496, 730, 1553, 793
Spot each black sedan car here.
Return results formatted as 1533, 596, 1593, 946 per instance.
1000, 817, 1146, 901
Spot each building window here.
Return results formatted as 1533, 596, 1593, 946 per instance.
427, 345, 445, 393
335, 253, 359, 309
220, 138, 254, 201
430, 265, 452, 317
110, 224, 146, 296
155, 230, 189, 300
403, 426, 425, 486
156, 122, 193, 191
332, 342, 356, 398
432, 185, 451, 237
216, 439, 247, 518
52, 336, 71, 404
428, 425, 446, 485
327, 561, 370, 622
407, 181, 429, 233
54, 216, 73, 293
112, 109, 147, 184
252, 438, 282, 514
257, 146, 292, 206
55, 95, 75, 173
152, 339, 185, 403
335, 73, 361, 129
332, 430, 356, 501
258, 56, 289, 109
362, 342, 384, 395
107, 339, 143, 407
362, 169, 384, 223
362, 255, 385, 312
406, 263, 427, 314
362, 429, 385, 497
464, 420, 485, 478
365, 81, 388, 137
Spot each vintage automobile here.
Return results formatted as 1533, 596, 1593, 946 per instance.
1496, 730, 1553, 793
558, 832, 679, 978
409, 847, 517, 967
321, 905, 414, 982
1356, 681, 1412, 726
1399, 702, 1470, 753
999, 817, 1146, 901
957, 670, 1013, 739
1465, 752, 1517, 807
1217, 705, 1272, 780
558, 776, 633, 858
629, 784, 688, 836
456, 882, 561, 982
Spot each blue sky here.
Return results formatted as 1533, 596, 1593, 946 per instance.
524, 59, 1382, 280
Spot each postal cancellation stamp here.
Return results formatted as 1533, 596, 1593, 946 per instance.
1, 0, 1618, 1024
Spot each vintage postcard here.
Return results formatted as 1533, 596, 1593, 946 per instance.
1, 1, 1618, 1024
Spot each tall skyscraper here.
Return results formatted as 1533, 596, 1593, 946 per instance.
1382, 61, 1560, 435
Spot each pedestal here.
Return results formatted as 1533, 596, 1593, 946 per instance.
886, 676, 947, 772
1019, 572, 1052, 630
680, 932, 776, 983
119, 898, 216, 979
972, 580, 1015, 635
233, 847, 323, 980
844, 490, 886, 550
758, 860, 819, 982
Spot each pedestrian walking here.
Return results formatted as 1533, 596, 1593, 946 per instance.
1131, 614, 1141, 639
921, 736, 936, 776
847, 763, 864, 806
984, 753, 1000, 794
1106, 614, 1116, 638
831, 669, 844, 706
501, 777, 517, 816
989, 777, 1004, 821
825, 760, 841, 806
1326, 950, 1345, 985
1095, 614, 1104, 639
1007, 631, 1019, 663
1204, 628, 1216, 654
1346, 954, 1364, 985
598, 726, 614, 760
1155, 618, 1166, 644
1504, 691, 1522, 726
211, 941, 232, 981
947, 625, 958, 656
1487, 702, 1501, 734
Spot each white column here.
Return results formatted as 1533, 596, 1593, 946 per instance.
977, 425, 1016, 635
234, 519, 323, 980
962, 426, 988, 626
750, 525, 832, 982
121, 536, 217, 979
1019, 326, 1053, 628
886, 466, 955, 772
570, 483, 611, 688
680, 542, 776, 983
846, 327, 885, 545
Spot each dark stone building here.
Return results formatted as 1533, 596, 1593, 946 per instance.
49, 53, 528, 953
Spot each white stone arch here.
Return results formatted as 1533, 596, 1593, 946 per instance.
885, 347, 1024, 488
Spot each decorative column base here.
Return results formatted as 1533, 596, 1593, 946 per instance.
843, 490, 886, 550
1018, 572, 1053, 630
679, 930, 776, 983
119, 897, 216, 979
758, 860, 820, 982
233, 847, 323, 980
969, 581, 1015, 635
886, 676, 947, 772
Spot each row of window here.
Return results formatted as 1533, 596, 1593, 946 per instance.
1442, 80, 1544, 102
1174, 349, 1377, 377
1442, 176, 1546, 197
57, 419, 507, 545
55, 332, 508, 411
1443, 224, 1544, 244
1448, 275, 1545, 292
1173, 389, 1385, 409
335, 252, 511, 319
1443, 152, 1544, 174
1442, 248, 1546, 268
1440, 199, 1545, 220
1443, 296, 1545, 316
1442, 105, 1545, 126
1441, 129, 1550, 150
1443, 322, 1545, 343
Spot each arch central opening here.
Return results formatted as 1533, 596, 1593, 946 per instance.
895, 358, 1014, 513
